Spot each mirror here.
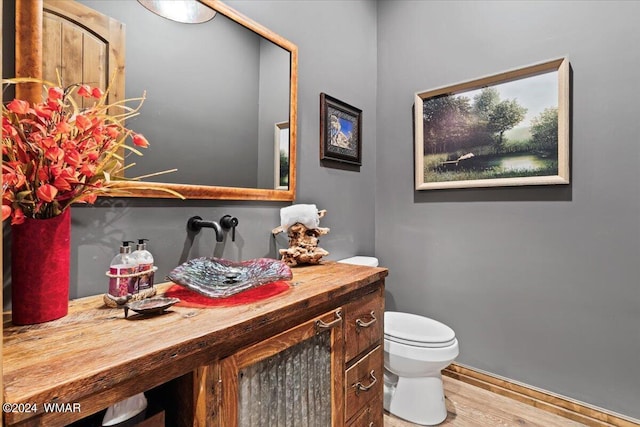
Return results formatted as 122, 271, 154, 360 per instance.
35, 0, 298, 201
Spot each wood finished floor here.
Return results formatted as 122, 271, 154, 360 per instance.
384, 375, 587, 427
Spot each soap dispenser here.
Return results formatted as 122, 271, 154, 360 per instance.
109, 241, 136, 297
131, 238, 155, 291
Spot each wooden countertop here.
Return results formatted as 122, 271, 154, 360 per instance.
3, 262, 387, 426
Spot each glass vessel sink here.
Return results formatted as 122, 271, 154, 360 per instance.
167, 257, 293, 298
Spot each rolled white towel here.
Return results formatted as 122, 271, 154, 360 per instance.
280, 204, 320, 230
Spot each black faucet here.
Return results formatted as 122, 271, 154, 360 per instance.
187, 216, 224, 242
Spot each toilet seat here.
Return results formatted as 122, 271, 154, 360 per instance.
385, 311, 456, 348
384, 333, 456, 348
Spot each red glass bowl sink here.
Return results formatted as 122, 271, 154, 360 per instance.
167, 257, 293, 298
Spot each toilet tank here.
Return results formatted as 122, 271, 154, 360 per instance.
338, 256, 379, 267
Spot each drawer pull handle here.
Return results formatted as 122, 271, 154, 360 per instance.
316, 310, 342, 330
353, 370, 377, 393
356, 311, 377, 329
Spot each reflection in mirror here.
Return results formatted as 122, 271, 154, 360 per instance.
275, 122, 289, 190
51, 0, 298, 200
137, 0, 217, 24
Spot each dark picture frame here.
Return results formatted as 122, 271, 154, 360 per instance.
320, 93, 362, 165
414, 57, 570, 190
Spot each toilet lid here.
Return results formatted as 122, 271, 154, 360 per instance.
385, 312, 456, 347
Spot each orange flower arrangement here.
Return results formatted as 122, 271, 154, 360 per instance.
2, 77, 180, 224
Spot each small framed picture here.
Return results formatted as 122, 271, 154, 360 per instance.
320, 93, 362, 165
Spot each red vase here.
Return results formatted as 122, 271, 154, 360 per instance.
11, 209, 71, 325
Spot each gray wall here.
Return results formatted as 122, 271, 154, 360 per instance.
376, 0, 640, 419
3, 0, 378, 301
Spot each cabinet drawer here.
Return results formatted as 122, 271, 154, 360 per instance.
347, 391, 383, 427
345, 346, 383, 421
345, 286, 384, 362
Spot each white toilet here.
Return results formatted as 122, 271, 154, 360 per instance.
338, 256, 459, 426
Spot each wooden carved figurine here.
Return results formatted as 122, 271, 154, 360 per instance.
273, 209, 330, 267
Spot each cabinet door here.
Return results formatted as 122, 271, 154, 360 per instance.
220, 309, 345, 426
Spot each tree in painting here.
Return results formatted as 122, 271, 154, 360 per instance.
530, 107, 558, 151
421, 73, 559, 183
486, 98, 527, 146
422, 96, 473, 155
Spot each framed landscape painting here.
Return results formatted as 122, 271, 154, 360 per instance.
414, 57, 570, 190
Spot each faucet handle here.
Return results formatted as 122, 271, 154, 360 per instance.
220, 215, 239, 242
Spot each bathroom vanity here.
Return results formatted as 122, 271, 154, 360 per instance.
2, 262, 387, 426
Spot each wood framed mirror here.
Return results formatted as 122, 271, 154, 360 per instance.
16, 0, 297, 201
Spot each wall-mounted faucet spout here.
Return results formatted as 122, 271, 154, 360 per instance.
187, 216, 224, 242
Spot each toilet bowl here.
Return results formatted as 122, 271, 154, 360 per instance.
384, 312, 458, 425
338, 256, 459, 426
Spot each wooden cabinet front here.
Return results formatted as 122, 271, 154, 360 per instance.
343, 285, 385, 426
215, 280, 386, 427
218, 309, 345, 426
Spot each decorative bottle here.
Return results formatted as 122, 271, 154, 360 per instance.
109, 241, 136, 296
131, 238, 155, 291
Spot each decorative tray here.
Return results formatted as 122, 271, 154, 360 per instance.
124, 297, 180, 318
